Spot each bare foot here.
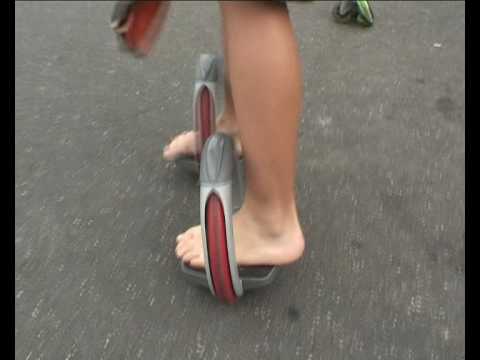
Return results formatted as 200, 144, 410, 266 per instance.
175, 204, 305, 268
163, 113, 242, 161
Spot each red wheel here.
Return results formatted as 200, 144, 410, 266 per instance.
205, 193, 237, 304
195, 86, 215, 162
124, 1, 168, 56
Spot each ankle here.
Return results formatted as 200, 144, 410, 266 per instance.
241, 197, 300, 237
217, 112, 238, 134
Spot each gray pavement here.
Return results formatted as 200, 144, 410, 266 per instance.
15, 1, 465, 359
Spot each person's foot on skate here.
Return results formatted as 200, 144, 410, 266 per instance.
163, 113, 242, 161
175, 201, 305, 269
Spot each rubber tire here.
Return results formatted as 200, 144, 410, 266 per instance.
124, 2, 164, 56
205, 193, 237, 304
195, 85, 216, 162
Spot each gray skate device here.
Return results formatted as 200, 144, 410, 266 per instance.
180, 55, 278, 303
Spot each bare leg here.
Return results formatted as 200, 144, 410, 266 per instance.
220, 37, 237, 132
176, 1, 305, 268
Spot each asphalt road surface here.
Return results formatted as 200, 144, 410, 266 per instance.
15, 1, 465, 359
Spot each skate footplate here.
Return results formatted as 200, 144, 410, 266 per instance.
181, 262, 279, 291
